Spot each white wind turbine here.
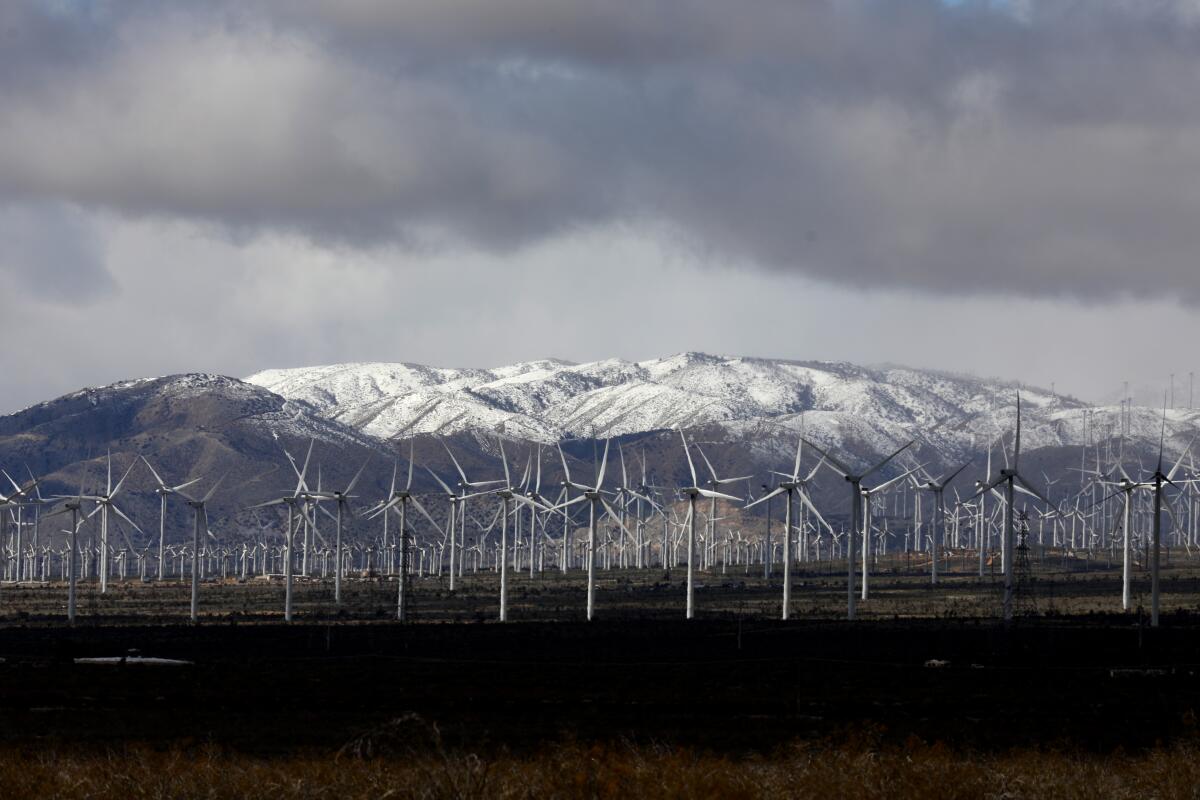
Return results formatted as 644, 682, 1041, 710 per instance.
81, 452, 142, 593
1138, 407, 1194, 626
913, 459, 972, 585
140, 457, 201, 581
48, 466, 91, 624
801, 437, 914, 620
177, 474, 227, 623
858, 463, 924, 601
370, 440, 444, 621
1, 468, 43, 583
248, 440, 317, 622
677, 430, 743, 620
440, 440, 502, 590
312, 459, 368, 604
968, 394, 1057, 623
555, 439, 632, 621
462, 438, 549, 622
745, 434, 828, 620
694, 443, 752, 571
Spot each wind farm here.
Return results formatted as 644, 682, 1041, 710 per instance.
1, 360, 1200, 772
10, 0, 1200, 794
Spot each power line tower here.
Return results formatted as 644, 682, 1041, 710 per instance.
1012, 510, 1037, 618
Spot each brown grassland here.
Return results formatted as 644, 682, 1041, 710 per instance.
8, 736, 1200, 799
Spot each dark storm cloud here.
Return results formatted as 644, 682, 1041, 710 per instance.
4, 0, 1200, 298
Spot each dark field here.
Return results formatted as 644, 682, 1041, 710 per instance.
3, 561, 1200, 797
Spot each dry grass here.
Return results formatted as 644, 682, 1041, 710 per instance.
11, 732, 1200, 799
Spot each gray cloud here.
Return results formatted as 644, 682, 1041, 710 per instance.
4, 0, 1200, 301
0, 202, 112, 303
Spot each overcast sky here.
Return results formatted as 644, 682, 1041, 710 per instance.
3, 0, 1200, 412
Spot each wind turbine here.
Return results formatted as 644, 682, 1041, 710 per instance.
312, 459, 368, 604
141, 457, 201, 581
859, 463, 923, 600
555, 439, 631, 621
745, 434, 828, 620
524, 444, 568, 577
440, 440, 502, 591
612, 443, 660, 571
462, 438, 549, 622
48, 465, 91, 624
913, 459, 973, 585
1, 468, 44, 583
969, 394, 1057, 623
371, 440, 443, 621
248, 439, 316, 622
677, 430, 743, 620
80, 451, 141, 593
178, 474, 226, 623
694, 443, 752, 572
1141, 406, 1194, 626
801, 437, 913, 620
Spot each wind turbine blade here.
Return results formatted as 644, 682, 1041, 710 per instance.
744, 486, 786, 509
800, 439, 850, 477
459, 488, 499, 502
942, 459, 973, 488
1168, 433, 1197, 481
408, 496, 444, 535
619, 441, 629, 489
425, 467, 455, 497
696, 444, 720, 484
596, 438, 610, 490
599, 498, 634, 539
344, 459, 370, 495
246, 498, 286, 509
678, 429, 698, 486
535, 444, 543, 494
871, 463, 924, 494
797, 489, 834, 534
298, 439, 315, 493
556, 442, 575, 486
441, 439, 470, 485
406, 439, 415, 492
1014, 392, 1022, 470
140, 456, 166, 489
512, 494, 551, 513
110, 503, 143, 535
172, 477, 203, 493
697, 488, 743, 503
498, 438, 511, 487
1014, 474, 1056, 512
1162, 491, 1183, 531
113, 516, 140, 554
1158, 394, 1168, 474
550, 495, 588, 512
862, 441, 915, 482
201, 473, 227, 504
1, 470, 22, 496
110, 458, 139, 498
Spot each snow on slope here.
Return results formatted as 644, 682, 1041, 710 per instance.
245, 353, 1123, 454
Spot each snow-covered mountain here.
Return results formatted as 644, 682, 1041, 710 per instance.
245, 353, 1200, 464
